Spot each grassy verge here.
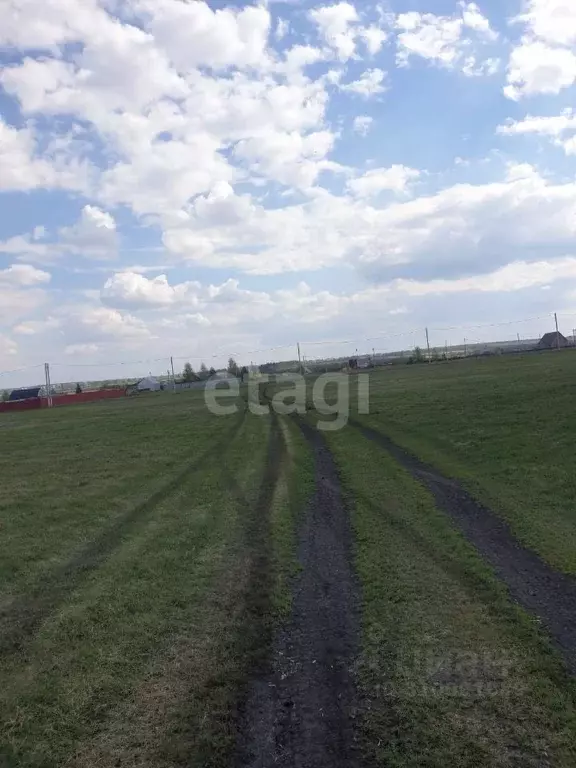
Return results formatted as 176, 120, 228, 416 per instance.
269, 416, 315, 617
357, 352, 576, 574
328, 424, 576, 767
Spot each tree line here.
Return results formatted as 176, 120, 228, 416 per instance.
181, 357, 248, 382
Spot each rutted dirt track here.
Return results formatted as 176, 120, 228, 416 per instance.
353, 420, 576, 675
238, 418, 361, 768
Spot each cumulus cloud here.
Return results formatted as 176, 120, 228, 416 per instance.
498, 108, 576, 154
347, 166, 421, 197
59, 205, 118, 259
341, 68, 387, 97
101, 272, 201, 309
395, 3, 498, 74
0, 264, 51, 286
3, 0, 576, 375
505, 1, 576, 98
0, 264, 51, 326
0, 208, 118, 264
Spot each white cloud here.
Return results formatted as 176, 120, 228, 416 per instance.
234, 130, 338, 189
352, 115, 373, 135
359, 25, 388, 55
396, 3, 498, 74
0, 334, 18, 365
13, 317, 61, 335
58, 205, 118, 259
101, 272, 201, 309
276, 19, 290, 41
0, 264, 51, 286
505, 1, 576, 98
0, 119, 89, 193
65, 343, 100, 356
133, 0, 272, 71
498, 109, 576, 136
514, 0, 576, 47
498, 108, 576, 154
72, 307, 152, 340
347, 166, 421, 197
309, 3, 388, 61
341, 68, 387, 97
157, 165, 576, 280
309, 2, 359, 60
504, 40, 576, 99
0, 208, 118, 264
0, 277, 50, 326
390, 257, 576, 295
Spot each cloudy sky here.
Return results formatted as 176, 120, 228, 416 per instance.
2, 0, 576, 385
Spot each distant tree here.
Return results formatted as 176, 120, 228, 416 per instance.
227, 357, 240, 377
240, 365, 249, 381
413, 346, 425, 363
75, 383, 82, 394
1, 390, 9, 402
199, 362, 209, 379
182, 362, 195, 382
209, 366, 216, 377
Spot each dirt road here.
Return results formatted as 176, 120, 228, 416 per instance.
237, 419, 361, 768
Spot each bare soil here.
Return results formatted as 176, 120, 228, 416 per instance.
237, 420, 362, 768
354, 421, 576, 675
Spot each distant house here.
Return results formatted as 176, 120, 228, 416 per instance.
538, 331, 570, 350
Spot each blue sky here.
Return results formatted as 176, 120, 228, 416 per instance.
2, 0, 576, 386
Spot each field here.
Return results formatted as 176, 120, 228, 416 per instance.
2, 352, 576, 766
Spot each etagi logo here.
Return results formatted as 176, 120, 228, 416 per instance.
205, 373, 369, 431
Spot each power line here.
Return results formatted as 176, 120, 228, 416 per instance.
0, 364, 43, 378
0, 312, 561, 382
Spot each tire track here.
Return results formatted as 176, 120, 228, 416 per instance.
351, 419, 576, 676
237, 417, 361, 768
0, 409, 247, 656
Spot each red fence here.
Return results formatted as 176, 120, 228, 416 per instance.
0, 398, 42, 412
0, 388, 125, 413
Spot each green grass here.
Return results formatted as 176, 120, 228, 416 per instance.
328, 424, 576, 767
269, 417, 315, 617
356, 351, 576, 574
5, 354, 576, 765
0, 391, 309, 767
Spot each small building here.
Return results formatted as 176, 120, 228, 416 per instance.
537, 331, 570, 350
137, 376, 161, 392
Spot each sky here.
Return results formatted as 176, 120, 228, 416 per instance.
2, 0, 576, 386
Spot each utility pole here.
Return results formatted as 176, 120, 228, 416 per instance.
44, 362, 53, 408
573, 329, 576, 346
464, 338, 468, 357
517, 332, 520, 344
445, 340, 448, 358
425, 327, 431, 362
297, 342, 303, 375
170, 356, 176, 391
555, 312, 560, 350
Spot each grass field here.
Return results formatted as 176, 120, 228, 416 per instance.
0, 392, 311, 767
356, 351, 576, 574
2, 353, 576, 766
